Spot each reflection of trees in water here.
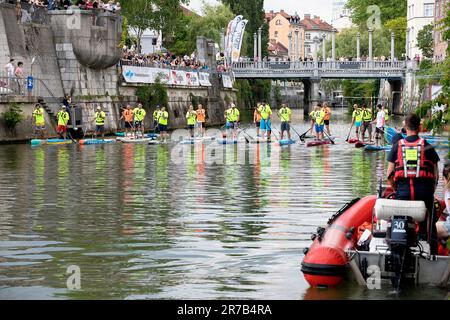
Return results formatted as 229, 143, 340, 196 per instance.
351, 151, 374, 196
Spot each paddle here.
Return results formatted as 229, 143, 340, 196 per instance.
299, 128, 312, 143
323, 128, 335, 145
346, 122, 355, 142
235, 122, 251, 143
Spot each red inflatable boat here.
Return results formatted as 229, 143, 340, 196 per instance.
301, 194, 449, 289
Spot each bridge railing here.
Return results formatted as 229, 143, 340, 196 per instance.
232, 60, 408, 71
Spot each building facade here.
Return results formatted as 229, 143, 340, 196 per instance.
407, 0, 435, 59
267, 10, 305, 61
300, 14, 334, 60
331, 0, 354, 31
433, 0, 449, 62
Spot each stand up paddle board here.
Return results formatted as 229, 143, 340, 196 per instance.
306, 140, 332, 147
115, 132, 159, 138
279, 139, 296, 146
31, 139, 73, 146
117, 137, 154, 143
79, 139, 115, 145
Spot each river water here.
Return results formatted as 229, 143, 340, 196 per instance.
0, 109, 448, 300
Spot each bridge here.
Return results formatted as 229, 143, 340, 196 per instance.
230, 60, 417, 114
231, 61, 414, 80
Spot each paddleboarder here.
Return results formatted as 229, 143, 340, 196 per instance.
158, 106, 169, 142
133, 103, 146, 138
371, 104, 385, 146
322, 102, 332, 137
361, 104, 373, 143
120, 104, 134, 137
351, 104, 363, 141
93, 106, 106, 140
152, 105, 161, 133
309, 104, 325, 141
196, 104, 206, 137
186, 105, 197, 138
56, 105, 70, 140
254, 103, 262, 137
32, 103, 45, 139
258, 101, 272, 142
278, 103, 292, 141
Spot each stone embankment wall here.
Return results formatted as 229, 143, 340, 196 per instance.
0, 4, 232, 141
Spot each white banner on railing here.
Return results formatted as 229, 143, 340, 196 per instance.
222, 74, 233, 88
199, 72, 212, 87
122, 66, 208, 87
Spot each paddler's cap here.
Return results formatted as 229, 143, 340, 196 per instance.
156, 105, 160, 108
61, 105, 66, 109
96, 106, 101, 110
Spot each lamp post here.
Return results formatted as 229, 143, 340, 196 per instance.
288, 32, 292, 61
368, 28, 373, 62
254, 32, 258, 62
258, 27, 262, 66
331, 29, 336, 62
356, 32, 360, 61
390, 31, 395, 64
322, 33, 326, 62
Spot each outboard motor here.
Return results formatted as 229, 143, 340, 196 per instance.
374, 199, 427, 291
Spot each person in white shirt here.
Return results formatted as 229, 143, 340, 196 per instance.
371, 104, 385, 146
4, 59, 15, 89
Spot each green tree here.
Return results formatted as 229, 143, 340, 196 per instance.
121, 0, 188, 53
135, 78, 169, 110
2, 103, 24, 131
417, 24, 434, 59
384, 17, 406, 58
345, 0, 406, 30
166, 3, 235, 56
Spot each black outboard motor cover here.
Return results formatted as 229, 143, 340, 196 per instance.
386, 216, 418, 250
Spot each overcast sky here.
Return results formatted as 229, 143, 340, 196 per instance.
187, 0, 335, 22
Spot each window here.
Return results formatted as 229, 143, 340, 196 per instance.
305, 45, 311, 53
424, 3, 434, 17
275, 19, 282, 25
274, 31, 279, 38
305, 33, 311, 40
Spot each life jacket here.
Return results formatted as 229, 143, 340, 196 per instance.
187, 111, 196, 125
123, 109, 133, 122
362, 109, 372, 121
279, 107, 291, 122
394, 138, 435, 184
353, 109, 362, 122
95, 111, 106, 125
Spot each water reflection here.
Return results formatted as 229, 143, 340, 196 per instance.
0, 111, 448, 299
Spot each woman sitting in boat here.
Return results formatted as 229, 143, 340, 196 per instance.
386, 113, 440, 254
437, 163, 450, 254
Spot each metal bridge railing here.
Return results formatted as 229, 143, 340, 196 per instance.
231, 60, 409, 71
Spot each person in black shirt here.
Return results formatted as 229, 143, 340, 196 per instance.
387, 113, 440, 254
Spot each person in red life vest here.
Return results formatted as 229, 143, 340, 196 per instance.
386, 113, 440, 254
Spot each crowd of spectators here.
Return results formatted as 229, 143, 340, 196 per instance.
10, 0, 121, 12
121, 46, 210, 72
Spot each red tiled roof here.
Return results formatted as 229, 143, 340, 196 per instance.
268, 41, 288, 54
300, 15, 333, 31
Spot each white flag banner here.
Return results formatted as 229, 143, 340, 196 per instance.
199, 72, 212, 87
231, 19, 248, 63
222, 74, 233, 88
226, 15, 243, 62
